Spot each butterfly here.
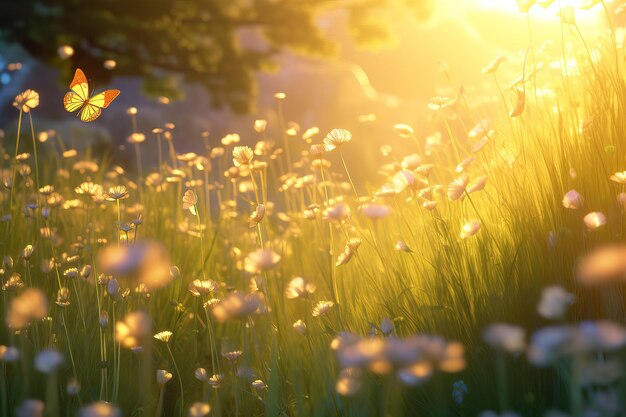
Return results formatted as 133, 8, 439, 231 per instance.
63, 68, 120, 122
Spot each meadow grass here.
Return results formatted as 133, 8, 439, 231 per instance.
2, 9, 626, 417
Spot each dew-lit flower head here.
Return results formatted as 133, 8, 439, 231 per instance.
156, 369, 173, 385
154, 330, 173, 343
584, 212, 606, 231
395, 240, 413, 253
610, 171, 626, 184
393, 123, 415, 138
182, 189, 198, 215
562, 190, 583, 210
293, 319, 307, 335
447, 174, 469, 201
104, 186, 129, 201
232, 146, 254, 167
285, 276, 316, 299
13, 89, 39, 113
254, 119, 267, 133
127, 133, 146, 144
312, 300, 335, 317
249, 204, 265, 229
79, 401, 122, 417
323, 129, 352, 152
460, 220, 481, 239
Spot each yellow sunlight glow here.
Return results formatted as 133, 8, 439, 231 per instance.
472, 0, 602, 21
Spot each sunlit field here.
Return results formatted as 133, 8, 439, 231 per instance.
4, 1, 626, 417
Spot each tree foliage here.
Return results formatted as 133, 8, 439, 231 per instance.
0, 0, 432, 112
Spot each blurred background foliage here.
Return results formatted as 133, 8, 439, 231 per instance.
0, 0, 434, 112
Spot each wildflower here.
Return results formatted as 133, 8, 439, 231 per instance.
483, 323, 526, 353
452, 380, 468, 404
537, 286, 575, 320
22, 245, 34, 260
67, 377, 81, 395
249, 204, 265, 228
6, 288, 48, 330
398, 361, 433, 385
115, 311, 152, 348
360, 203, 391, 220
103, 60, 117, 70
285, 276, 316, 299
212, 292, 260, 322
80, 265, 92, 279
208, 374, 224, 388
0, 345, 20, 362
188, 402, 211, 417
460, 220, 481, 239
336, 238, 361, 267
223, 350, 243, 361
13, 89, 39, 112
244, 249, 281, 274
393, 123, 415, 138
182, 189, 198, 215
312, 301, 335, 317
232, 146, 254, 167
293, 320, 307, 335
103, 186, 129, 201
3, 272, 24, 291
323, 129, 352, 152
56, 287, 71, 307
127, 133, 146, 144
380, 318, 394, 336
577, 244, 626, 285
16, 399, 44, 417
562, 190, 583, 209
325, 203, 351, 221
395, 240, 413, 253
336, 368, 362, 396
64, 268, 79, 279
195, 368, 209, 382
527, 321, 626, 366
584, 212, 606, 231
98, 240, 172, 290
156, 369, 173, 384
610, 171, 626, 184
154, 330, 173, 343
467, 176, 487, 194
58, 45, 74, 59
447, 174, 469, 201
99, 311, 109, 328
35, 348, 64, 373
221, 133, 240, 146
